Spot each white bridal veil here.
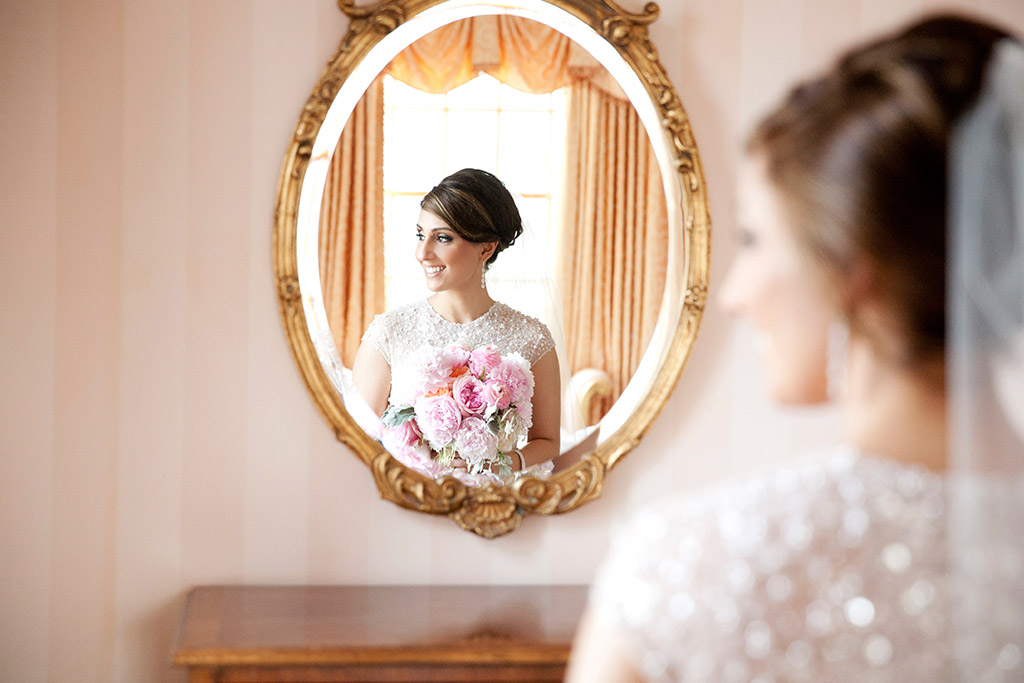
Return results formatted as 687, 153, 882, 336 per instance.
948, 38, 1024, 679
487, 192, 590, 450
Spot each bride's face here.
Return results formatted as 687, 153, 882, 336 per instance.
415, 209, 494, 293
721, 157, 835, 404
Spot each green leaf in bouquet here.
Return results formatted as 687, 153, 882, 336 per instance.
496, 453, 512, 481
381, 404, 415, 428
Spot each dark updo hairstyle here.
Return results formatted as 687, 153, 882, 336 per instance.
420, 168, 524, 268
749, 15, 1012, 372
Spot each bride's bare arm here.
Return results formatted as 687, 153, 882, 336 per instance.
351, 340, 391, 417
520, 349, 560, 467
566, 608, 644, 683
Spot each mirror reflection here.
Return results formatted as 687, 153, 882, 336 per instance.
316, 15, 672, 481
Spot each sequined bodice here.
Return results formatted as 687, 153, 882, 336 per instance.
363, 299, 554, 408
590, 449, 1022, 682
364, 299, 554, 365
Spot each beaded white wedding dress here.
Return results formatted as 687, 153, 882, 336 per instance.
357, 298, 557, 482
362, 298, 555, 407
589, 448, 1024, 683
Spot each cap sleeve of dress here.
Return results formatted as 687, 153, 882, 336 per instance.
361, 313, 392, 365
524, 318, 555, 366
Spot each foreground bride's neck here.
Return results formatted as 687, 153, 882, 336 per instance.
843, 338, 948, 473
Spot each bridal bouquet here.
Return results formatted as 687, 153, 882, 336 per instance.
381, 344, 534, 483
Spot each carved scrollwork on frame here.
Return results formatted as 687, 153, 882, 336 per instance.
274, 0, 711, 538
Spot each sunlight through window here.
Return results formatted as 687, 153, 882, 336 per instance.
382, 73, 567, 323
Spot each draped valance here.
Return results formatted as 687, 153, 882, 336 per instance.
385, 15, 625, 98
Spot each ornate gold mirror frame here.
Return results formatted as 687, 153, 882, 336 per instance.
274, 0, 710, 538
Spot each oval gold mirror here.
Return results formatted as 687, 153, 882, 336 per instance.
275, 0, 710, 537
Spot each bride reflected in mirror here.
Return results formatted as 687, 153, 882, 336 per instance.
352, 168, 561, 484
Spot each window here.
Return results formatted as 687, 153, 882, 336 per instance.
381, 73, 567, 323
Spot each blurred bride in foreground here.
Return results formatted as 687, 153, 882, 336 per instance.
568, 14, 1024, 683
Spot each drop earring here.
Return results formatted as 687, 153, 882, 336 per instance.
480, 266, 486, 290
827, 319, 849, 400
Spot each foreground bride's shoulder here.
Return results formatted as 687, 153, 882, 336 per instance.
622, 447, 943, 530
593, 446, 949, 621
588, 449, 952, 681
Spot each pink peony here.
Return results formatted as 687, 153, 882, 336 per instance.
452, 375, 487, 417
444, 344, 472, 369
453, 416, 498, 467
410, 346, 459, 395
469, 345, 502, 378
414, 394, 462, 450
482, 380, 512, 411
489, 354, 534, 404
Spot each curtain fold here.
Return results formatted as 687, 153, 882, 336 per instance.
319, 77, 385, 369
384, 15, 622, 97
486, 15, 573, 93
559, 80, 667, 426
386, 20, 475, 94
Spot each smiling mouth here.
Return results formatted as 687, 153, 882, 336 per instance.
424, 265, 445, 276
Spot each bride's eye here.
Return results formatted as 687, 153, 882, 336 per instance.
435, 233, 453, 244
415, 229, 425, 241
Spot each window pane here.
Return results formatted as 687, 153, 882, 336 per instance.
445, 110, 499, 175
499, 83, 551, 111
518, 197, 552, 249
488, 279, 549, 321
384, 76, 446, 108
498, 111, 551, 194
384, 195, 429, 309
385, 195, 423, 275
385, 108, 446, 188
446, 74, 501, 109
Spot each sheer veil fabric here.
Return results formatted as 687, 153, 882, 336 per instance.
948, 38, 1024, 679
487, 192, 589, 449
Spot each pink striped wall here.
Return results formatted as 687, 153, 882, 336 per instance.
2, 0, 1023, 680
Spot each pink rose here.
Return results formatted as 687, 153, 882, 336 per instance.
382, 421, 448, 478
453, 416, 498, 467
469, 345, 502, 378
482, 380, 512, 411
385, 418, 421, 448
452, 375, 487, 417
414, 394, 462, 450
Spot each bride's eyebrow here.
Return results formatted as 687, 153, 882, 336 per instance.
415, 224, 452, 232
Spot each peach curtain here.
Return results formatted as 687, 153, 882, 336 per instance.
319, 77, 385, 369
319, 16, 640, 374
385, 19, 475, 94
385, 15, 607, 95
559, 80, 668, 426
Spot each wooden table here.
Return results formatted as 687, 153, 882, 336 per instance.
172, 585, 588, 682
